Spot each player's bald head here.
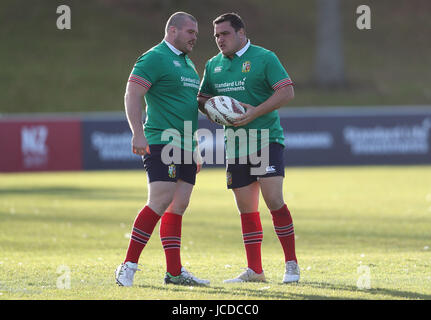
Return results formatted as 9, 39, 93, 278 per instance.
165, 12, 197, 34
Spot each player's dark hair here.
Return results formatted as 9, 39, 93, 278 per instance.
213, 13, 245, 32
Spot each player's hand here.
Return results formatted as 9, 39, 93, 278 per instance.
198, 96, 217, 124
132, 134, 150, 156
233, 102, 257, 127
194, 149, 203, 174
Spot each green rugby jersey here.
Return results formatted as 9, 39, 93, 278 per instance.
199, 41, 293, 158
128, 41, 200, 151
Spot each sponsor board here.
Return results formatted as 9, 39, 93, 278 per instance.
1, 107, 430, 172
81, 120, 142, 170
0, 119, 82, 172
281, 110, 431, 166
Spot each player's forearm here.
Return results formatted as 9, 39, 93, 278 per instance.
124, 93, 145, 136
197, 95, 211, 116
255, 85, 294, 117
197, 96, 209, 114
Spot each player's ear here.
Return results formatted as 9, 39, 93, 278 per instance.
167, 25, 177, 36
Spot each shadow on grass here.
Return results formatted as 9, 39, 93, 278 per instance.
135, 283, 321, 300
136, 283, 352, 300
299, 281, 431, 300
0, 186, 144, 201
136, 281, 430, 300
1, 186, 146, 225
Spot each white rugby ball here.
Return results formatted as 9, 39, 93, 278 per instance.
204, 96, 246, 126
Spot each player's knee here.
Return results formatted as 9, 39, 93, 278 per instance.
168, 198, 190, 215
236, 199, 258, 214
147, 195, 174, 214
263, 195, 284, 211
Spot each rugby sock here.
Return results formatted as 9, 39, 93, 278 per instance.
240, 212, 263, 274
124, 206, 161, 263
270, 204, 297, 263
160, 212, 183, 276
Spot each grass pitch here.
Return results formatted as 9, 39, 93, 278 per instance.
1, 166, 431, 300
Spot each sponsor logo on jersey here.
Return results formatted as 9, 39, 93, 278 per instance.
242, 61, 251, 73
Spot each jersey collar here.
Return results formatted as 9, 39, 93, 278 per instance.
235, 39, 251, 57
164, 40, 184, 56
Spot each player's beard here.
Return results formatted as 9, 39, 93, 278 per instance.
184, 40, 195, 53
174, 35, 194, 54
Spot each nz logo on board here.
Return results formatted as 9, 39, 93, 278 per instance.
21, 125, 49, 168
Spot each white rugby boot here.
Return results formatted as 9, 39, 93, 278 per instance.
283, 260, 300, 283
115, 262, 140, 287
224, 267, 266, 283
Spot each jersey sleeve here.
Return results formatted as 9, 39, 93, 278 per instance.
265, 51, 293, 91
198, 61, 215, 98
128, 52, 162, 90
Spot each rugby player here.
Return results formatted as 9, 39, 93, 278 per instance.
116, 12, 209, 287
197, 12, 299, 283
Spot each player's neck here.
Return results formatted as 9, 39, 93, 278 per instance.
237, 38, 248, 51
164, 37, 185, 55
227, 38, 248, 59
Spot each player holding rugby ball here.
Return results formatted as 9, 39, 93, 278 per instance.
198, 12, 299, 283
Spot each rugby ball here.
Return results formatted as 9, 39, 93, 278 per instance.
204, 96, 246, 126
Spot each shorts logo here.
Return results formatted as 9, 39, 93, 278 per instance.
226, 172, 232, 186
242, 61, 251, 73
265, 165, 276, 174
168, 164, 176, 178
